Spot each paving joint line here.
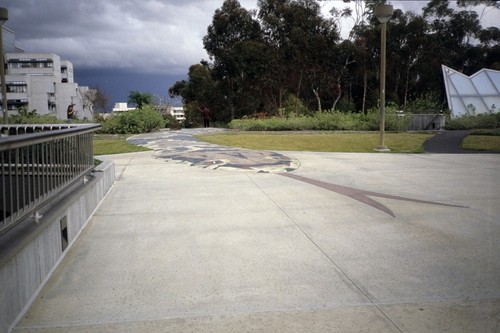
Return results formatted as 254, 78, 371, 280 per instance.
245, 173, 404, 333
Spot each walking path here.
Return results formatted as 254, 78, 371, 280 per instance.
423, 130, 472, 153
423, 130, 500, 154
13, 129, 500, 333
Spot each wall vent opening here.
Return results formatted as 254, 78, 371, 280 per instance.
60, 216, 68, 252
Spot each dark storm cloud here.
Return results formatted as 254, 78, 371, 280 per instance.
1, 0, 258, 74
3, 0, 497, 75
1, 0, 497, 106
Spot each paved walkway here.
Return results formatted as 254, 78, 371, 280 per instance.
13, 129, 500, 332
127, 128, 300, 173
423, 130, 472, 153
423, 130, 500, 154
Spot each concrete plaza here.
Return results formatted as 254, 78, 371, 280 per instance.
12, 129, 500, 332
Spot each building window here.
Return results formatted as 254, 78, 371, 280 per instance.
7, 81, 27, 93
6, 99, 28, 110
8, 58, 54, 69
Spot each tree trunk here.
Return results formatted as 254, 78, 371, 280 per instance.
296, 71, 303, 99
312, 87, 322, 113
362, 71, 368, 114
332, 81, 342, 110
404, 65, 410, 111
331, 81, 342, 110
393, 63, 400, 101
229, 102, 235, 121
332, 94, 342, 110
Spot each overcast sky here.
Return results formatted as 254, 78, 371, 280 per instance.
1, 0, 498, 106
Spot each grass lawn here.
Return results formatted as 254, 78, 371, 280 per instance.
462, 135, 500, 151
93, 134, 150, 155
93, 131, 499, 155
196, 132, 435, 153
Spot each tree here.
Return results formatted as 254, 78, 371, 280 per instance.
169, 63, 216, 126
339, 0, 499, 113
128, 91, 154, 109
79, 88, 96, 118
171, 0, 499, 122
168, 80, 188, 101
79, 86, 110, 118
204, 0, 265, 120
258, 0, 339, 111
456, 0, 500, 9
349, 24, 378, 113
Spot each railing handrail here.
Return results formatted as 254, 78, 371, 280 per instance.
0, 124, 101, 151
1, 123, 101, 236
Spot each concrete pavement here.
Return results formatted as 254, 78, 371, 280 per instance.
12, 129, 500, 332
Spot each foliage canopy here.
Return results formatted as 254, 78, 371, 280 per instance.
169, 0, 500, 124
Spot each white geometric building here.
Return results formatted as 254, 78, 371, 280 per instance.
112, 102, 136, 113
112, 102, 185, 122
442, 65, 500, 117
169, 107, 185, 121
1, 27, 91, 120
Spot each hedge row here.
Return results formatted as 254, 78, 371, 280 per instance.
229, 111, 411, 132
445, 113, 500, 130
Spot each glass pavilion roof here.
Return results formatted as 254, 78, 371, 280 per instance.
442, 65, 500, 117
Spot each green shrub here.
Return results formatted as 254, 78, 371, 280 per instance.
163, 113, 182, 130
229, 105, 414, 132
470, 128, 500, 136
98, 106, 164, 134
335, 97, 357, 113
141, 106, 165, 132
445, 113, 499, 130
366, 104, 411, 131
9, 107, 62, 124
313, 112, 337, 130
406, 92, 444, 114
385, 114, 411, 132
310, 110, 374, 131
282, 94, 311, 117
229, 112, 371, 131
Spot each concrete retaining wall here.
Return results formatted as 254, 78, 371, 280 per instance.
410, 114, 446, 131
0, 160, 115, 333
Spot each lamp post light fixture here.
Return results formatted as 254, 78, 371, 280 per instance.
0, 7, 8, 125
374, 4, 393, 152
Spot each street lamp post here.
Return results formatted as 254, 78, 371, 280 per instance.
0, 7, 8, 125
374, 4, 393, 152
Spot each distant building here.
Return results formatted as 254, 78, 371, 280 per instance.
2, 26, 24, 53
115, 102, 186, 122
112, 102, 135, 113
1, 27, 91, 120
169, 106, 185, 121
156, 105, 185, 122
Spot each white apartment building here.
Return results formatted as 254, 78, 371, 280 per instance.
112, 102, 136, 113
2, 27, 91, 120
169, 107, 185, 121
112, 102, 185, 122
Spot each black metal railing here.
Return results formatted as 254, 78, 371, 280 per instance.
0, 124, 101, 236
